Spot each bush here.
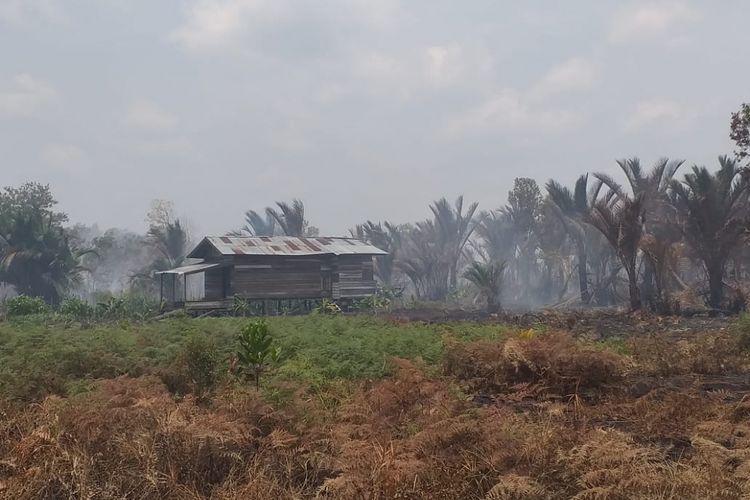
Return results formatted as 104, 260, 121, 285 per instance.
59, 297, 95, 321
3, 295, 49, 317
235, 320, 281, 389
162, 335, 220, 400
96, 293, 160, 321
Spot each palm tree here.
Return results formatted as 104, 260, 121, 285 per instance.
396, 221, 449, 300
266, 199, 307, 237
546, 174, 592, 303
595, 158, 684, 310
240, 210, 276, 236
586, 194, 646, 310
669, 156, 749, 309
147, 218, 188, 269
351, 220, 402, 287
464, 261, 507, 313
0, 213, 91, 304
429, 196, 480, 290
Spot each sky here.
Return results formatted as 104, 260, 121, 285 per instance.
0, 0, 748, 237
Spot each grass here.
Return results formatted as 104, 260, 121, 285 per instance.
0, 314, 511, 400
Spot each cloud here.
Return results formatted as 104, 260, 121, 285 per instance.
42, 143, 87, 175
530, 58, 598, 98
445, 57, 593, 137
0, 0, 63, 24
124, 99, 177, 131
626, 98, 690, 131
424, 44, 494, 88
0, 74, 56, 116
170, 0, 285, 50
609, 1, 700, 44
446, 88, 581, 137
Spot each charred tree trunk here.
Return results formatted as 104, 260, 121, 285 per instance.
707, 261, 725, 310
626, 266, 641, 311
641, 259, 655, 311
487, 294, 499, 314
576, 243, 590, 304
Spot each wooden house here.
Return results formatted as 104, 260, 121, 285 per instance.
157, 236, 387, 310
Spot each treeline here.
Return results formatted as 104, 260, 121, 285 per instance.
2, 104, 750, 314
348, 156, 749, 314
0, 190, 190, 305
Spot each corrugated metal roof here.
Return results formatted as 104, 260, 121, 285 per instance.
155, 262, 226, 275
188, 236, 387, 257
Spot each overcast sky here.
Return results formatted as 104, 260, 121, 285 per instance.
0, 0, 747, 236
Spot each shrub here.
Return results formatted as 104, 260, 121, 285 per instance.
96, 293, 160, 321
59, 297, 95, 320
314, 299, 342, 315
235, 320, 281, 389
3, 295, 49, 317
163, 336, 219, 400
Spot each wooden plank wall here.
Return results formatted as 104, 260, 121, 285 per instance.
230, 255, 331, 299
334, 255, 377, 299
204, 268, 225, 300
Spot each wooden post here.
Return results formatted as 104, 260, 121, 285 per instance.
183, 274, 187, 304
159, 273, 164, 305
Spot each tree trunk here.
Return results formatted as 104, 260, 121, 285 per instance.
641, 259, 655, 311
449, 263, 458, 290
577, 243, 590, 304
707, 261, 724, 310
626, 266, 641, 311
487, 294, 499, 314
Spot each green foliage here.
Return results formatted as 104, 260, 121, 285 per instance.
354, 292, 392, 312
314, 299, 342, 315
235, 320, 281, 388
95, 294, 160, 321
178, 335, 219, 400
0, 183, 90, 304
231, 295, 252, 316
0, 315, 511, 401
3, 295, 49, 317
463, 261, 507, 313
59, 297, 94, 320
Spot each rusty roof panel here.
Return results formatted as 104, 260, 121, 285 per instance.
189, 236, 387, 257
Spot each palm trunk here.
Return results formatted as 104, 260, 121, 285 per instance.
576, 242, 590, 304
707, 261, 724, 310
487, 294, 499, 314
626, 265, 641, 311
641, 259, 655, 311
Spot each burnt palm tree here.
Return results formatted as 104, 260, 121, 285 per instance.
464, 260, 507, 313
351, 220, 402, 287
546, 174, 592, 303
670, 156, 749, 309
473, 210, 515, 264
267, 199, 306, 237
396, 221, 449, 300
595, 158, 684, 310
429, 196, 480, 290
586, 194, 646, 310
